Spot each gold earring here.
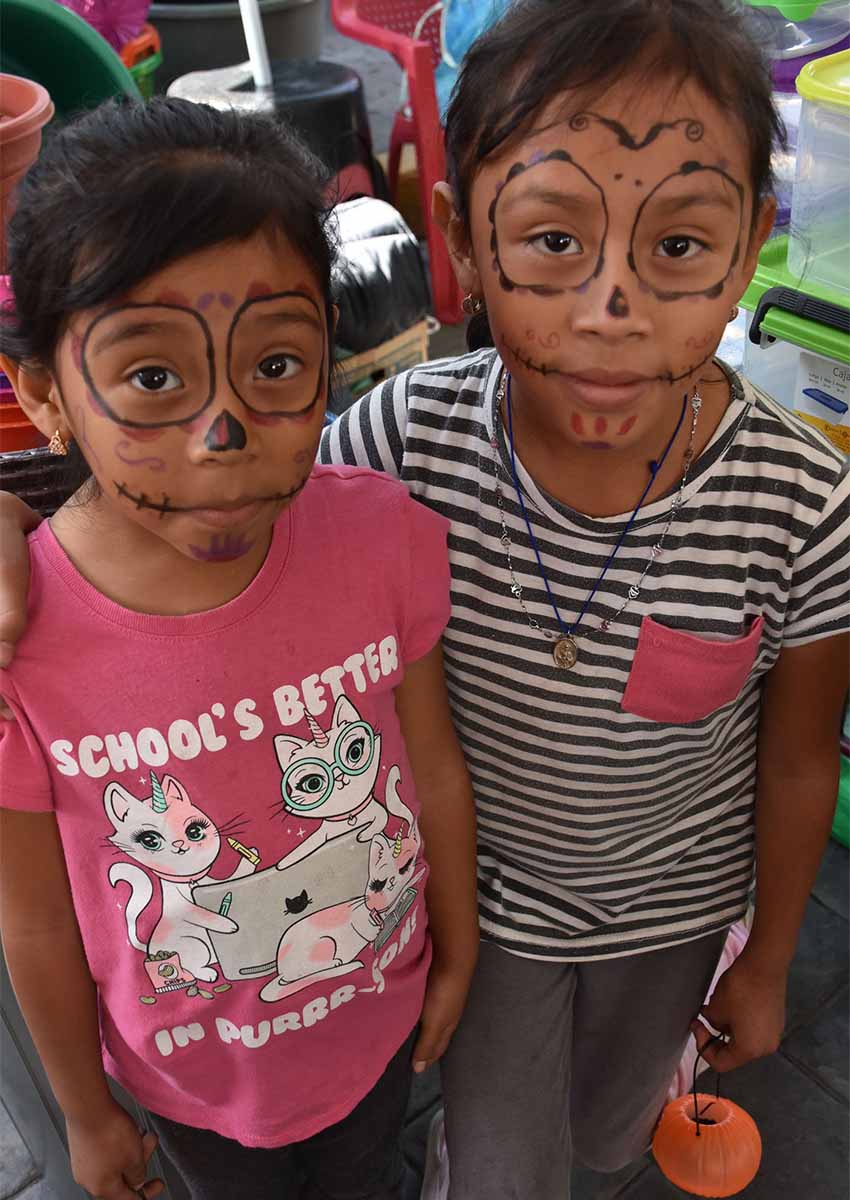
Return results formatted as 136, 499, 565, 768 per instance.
48, 429, 69, 456
729, 305, 740, 323
462, 293, 484, 316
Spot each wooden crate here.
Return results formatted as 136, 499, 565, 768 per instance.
335, 319, 431, 401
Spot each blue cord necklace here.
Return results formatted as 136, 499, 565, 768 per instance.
495, 372, 701, 669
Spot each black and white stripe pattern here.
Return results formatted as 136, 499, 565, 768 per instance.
321, 349, 850, 960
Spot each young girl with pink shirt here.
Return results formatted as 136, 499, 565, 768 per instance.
0, 98, 478, 1200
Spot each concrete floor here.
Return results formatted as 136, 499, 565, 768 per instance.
2, 7, 847, 1199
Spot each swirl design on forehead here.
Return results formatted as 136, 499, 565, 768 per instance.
567, 112, 704, 148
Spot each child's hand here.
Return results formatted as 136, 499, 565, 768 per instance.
690, 950, 786, 1074
412, 955, 476, 1074
66, 1102, 164, 1199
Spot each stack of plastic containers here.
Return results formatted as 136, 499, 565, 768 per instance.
742, 50, 850, 455
789, 49, 850, 291
741, 2, 850, 229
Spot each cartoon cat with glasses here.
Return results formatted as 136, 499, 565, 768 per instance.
260, 784, 424, 1003
273, 696, 392, 870
105, 771, 256, 983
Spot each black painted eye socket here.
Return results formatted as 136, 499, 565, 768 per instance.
628, 165, 744, 300
369, 877, 387, 893
491, 152, 607, 294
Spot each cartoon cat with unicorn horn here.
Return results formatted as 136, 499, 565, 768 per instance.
105, 769, 257, 983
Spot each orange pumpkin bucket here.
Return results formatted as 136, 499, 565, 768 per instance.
653, 1090, 762, 1198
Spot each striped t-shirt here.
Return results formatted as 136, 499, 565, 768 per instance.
320, 349, 850, 960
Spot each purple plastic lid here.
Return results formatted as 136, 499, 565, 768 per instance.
772, 33, 850, 91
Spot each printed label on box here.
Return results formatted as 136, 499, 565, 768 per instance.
794, 350, 850, 455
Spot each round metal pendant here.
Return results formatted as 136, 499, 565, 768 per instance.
553, 636, 578, 670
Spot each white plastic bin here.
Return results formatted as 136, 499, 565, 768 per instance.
788, 50, 850, 296
742, 0, 850, 58
744, 311, 850, 451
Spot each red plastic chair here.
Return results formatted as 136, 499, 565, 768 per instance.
331, 0, 463, 323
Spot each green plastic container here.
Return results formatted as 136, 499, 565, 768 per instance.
0, 0, 139, 121
129, 49, 163, 101
741, 236, 850, 452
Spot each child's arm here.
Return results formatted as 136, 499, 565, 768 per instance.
394, 643, 479, 1074
692, 632, 849, 1072
0, 493, 40, 680
0, 808, 163, 1199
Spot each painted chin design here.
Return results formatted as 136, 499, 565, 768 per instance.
114, 474, 310, 518
188, 532, 255, 562
503, 337, 716, 386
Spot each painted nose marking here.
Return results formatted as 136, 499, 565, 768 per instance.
205, 410, 247, 452
607, 287, 630, 319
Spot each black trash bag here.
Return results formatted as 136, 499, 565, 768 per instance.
331, 198, 431, 354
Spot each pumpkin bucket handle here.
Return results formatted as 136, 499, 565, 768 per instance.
691, 1031, 727, 1137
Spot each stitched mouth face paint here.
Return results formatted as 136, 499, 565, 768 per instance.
113, 473, 310, 518
503, 335, 717, 386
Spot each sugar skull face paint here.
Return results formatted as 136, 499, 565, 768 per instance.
464, 71, 771, 454
52, 229, 328, 565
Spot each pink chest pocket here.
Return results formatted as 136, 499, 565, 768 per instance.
621, 615, 764, 724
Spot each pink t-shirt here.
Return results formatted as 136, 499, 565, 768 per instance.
0, 465, 450, 1148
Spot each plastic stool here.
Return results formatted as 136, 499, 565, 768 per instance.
169, 59, 383, 204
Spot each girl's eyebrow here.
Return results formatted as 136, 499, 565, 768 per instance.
501, 187, 587, 214
650, 191, 740, 215
250, 309, 323, 331
91, 320, 177, 355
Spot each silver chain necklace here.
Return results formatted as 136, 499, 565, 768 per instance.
489, 372, 702, 669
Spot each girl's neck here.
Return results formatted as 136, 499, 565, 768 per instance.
504, 367, 732, 519
49, 496, 277, 616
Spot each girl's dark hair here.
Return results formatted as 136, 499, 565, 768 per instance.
0, 97, 335, 490
446, 0, 784, 350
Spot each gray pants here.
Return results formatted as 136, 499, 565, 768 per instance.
441, 931, 727, 1200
